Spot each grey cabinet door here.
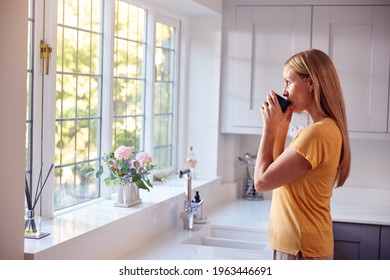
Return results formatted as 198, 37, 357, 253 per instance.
333, 222, 380, 260
380, 226, 390, 260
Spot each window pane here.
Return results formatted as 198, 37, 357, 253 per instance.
113, 1, 146, 151
155, 22, 175, 49
91, 33, 101, 74
113, 115, 143, 151
75, 162, 99, 201
60, 120, 76, 164
78, 30, 92, 73
63, 0, 78, 28
56, 26, 63, 72
77, 76, 90, 117
61, 74, 77, 119
55, 0, 103, 211
154, 22, 176, 171
78, 0, 92, 30
90, 76, 100, 117
88, 119, 99, 159
155, 48, 174, 81
126, 3, 146, 42
154, 82, 173, 114
54, 162, 99, 209
154, 115, 173, 146
91, 0, 101, 33
62, 28, 78, 73
75, 119, 90, 162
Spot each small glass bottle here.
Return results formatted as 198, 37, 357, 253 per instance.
185, 145, 197, 178
24, 210, 41, 238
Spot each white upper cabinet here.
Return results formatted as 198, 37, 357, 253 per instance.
220, 2, 390, 137
220, 6, 312, 134
312, 6, 390, 134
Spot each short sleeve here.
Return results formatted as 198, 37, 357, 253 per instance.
290, 124, 331, 169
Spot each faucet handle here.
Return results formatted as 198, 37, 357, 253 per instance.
179, 169, 192, 179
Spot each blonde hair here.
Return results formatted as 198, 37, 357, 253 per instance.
285, 49, 351, 187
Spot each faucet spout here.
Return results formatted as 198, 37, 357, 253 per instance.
179, 168, 194, 229
179, 169, 192, 208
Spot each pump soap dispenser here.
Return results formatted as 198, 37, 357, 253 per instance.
192, 191, 205, 223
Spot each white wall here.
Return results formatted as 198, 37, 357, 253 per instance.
0, 0, 28, 259
347, 139, 390, 189
219, 133, 390, 190
186, 15, 222, 178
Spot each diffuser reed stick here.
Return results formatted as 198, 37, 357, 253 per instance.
24, 163, 54, 234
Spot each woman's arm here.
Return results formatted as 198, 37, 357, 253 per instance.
254, 145, 311, 192
273, 122, 289, 160
254, 92, 311, 192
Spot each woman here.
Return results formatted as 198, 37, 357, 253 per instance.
254, 49, 351, 260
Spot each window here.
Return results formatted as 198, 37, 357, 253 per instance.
113, 2, 146, 151
153, 21, 178, 170
26, 0, 181, 216
54, 0, 103, 210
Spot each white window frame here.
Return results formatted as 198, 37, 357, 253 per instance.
30, 0, 58, 218
28, 0, 182, 217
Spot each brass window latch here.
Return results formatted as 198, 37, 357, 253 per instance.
40, 40, 52, 75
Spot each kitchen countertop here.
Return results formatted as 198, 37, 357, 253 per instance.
25, 178, 389, 260
119, 186, 390, 260
119, 198, 274, 260
331, 186, 390, 226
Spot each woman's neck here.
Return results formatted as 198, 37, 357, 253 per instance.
307, 107, 326, 123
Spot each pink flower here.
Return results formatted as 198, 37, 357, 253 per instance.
114, 146, 132, 161
110, 161, 118, 170
135, 152, 153, 168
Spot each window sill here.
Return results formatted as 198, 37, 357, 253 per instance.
24, 176, 220, 259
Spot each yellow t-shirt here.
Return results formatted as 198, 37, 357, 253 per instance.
268, 118, 342, 258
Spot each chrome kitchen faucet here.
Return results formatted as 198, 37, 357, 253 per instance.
179, 169, 203, 230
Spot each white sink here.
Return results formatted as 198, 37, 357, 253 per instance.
183, 224, 268, 251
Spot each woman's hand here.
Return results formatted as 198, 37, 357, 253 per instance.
261, 91, 293, 134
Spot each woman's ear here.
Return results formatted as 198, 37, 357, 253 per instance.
307, 76, 314, 92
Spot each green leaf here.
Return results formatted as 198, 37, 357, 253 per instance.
132, 173, 141, 182
118, 161, 128, 173
135, 180, 149, 191
104, 176, 121, 186
95, 166, 103, 178
145, 179, 153, 188
81, 166, 95, 177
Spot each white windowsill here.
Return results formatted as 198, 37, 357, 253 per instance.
24, 176, 220, 259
